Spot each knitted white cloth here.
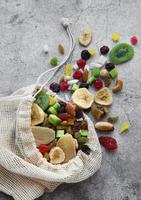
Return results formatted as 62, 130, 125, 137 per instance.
0, 85, 102, 200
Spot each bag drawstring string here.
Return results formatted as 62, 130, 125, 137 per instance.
33, 18, 75, 98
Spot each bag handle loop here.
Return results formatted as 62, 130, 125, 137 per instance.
33, 18, 75, 98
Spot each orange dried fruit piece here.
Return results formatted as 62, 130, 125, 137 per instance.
82, 69, 89, 82
66, 103, 76, 117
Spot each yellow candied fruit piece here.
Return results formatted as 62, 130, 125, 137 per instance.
112, 33, 120, 42
88, 49, 96, 56
65, 64, 72, 76
119, 122, 129, 134
49, 96, 56, 106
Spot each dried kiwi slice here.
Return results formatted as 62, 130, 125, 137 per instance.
34, 91, 49, 111
109, 43, 134, 64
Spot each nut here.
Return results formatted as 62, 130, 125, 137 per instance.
112, 79, 123, 93
95, 122, 114, 131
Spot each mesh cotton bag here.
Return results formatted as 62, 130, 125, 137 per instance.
0, 19, 102, 200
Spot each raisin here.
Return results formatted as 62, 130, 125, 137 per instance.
105, 63, 115, 71
49, 82, 60, 93
100, 46, 109, 55
80, 145, 91, 155
81, 50, 91, 60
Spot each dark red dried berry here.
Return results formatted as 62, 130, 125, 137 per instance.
58, 113, 71, 121
77, 59, 86, 68
49, 82, 60, 93
100, 46, 109, 55
39, 144, 49, 154
58, 106, 66, 113
60, 82, 69, 91
73, 70, 82, 79
93, 79, 103, 89
59, 101, 67, 107
99, 136, 118, 151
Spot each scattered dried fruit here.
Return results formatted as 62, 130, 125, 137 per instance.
58, 44, 65, 54
95, 87, 113, 106
82, 69, 89, 82
65, 64, 72, 76
130, 36, 138, 45
107, 116, 119, 124
66, 103, 76, 117
49, 82, 60, 93
89, 49, 96, 56
112, 79, 123, 93
60, 82, 69, 91
105, 63, 115, 71
79, 82, 89, 89
73, 70, 82, 79
99, 136, 118, 151
112, 33, 120, 42
81, 50, 91, 60
91, 104, 108, 120
95, 122, 114, 132
119, 122, 129, 133
109, 68, 118, 79
77, 59, 86, 68
92, 67, 100, 77
58, 113, 71, 121
93, 79, 103, 90
50, 57, 58, 66
100, 46, 110, 55
79, 30, 92, 47
100, 69, 109, 79
72, 88, 94, 109
104, 78, 112, 87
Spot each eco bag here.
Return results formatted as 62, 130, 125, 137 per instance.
0, 19, 102, 200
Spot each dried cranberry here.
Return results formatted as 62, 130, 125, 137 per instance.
60, 82, 69, 91
100, 46, 109, 55
77, 59, 86, 68
72, 125, 81, 133
130, 36, 138, 45
39, 144, 49, 154
49, 82, 60, 93
105, 63, 115, 71
79, 83, 89, 89
99, 136, 118, 151
81, 50, 91, 60
73, 70, 82, 79
58, 113, 71, 121
93, 79, 103, 89
76, 108, 83, 119
80, 145, 91, 155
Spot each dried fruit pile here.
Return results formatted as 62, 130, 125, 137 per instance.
31, 90, 90, 164
47, 32, 137, 152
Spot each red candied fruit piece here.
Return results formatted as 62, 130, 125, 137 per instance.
39, 144, 49, 154
58, 113, 71, 121
130, 36, 138, 45
77, 59, 86, 68
73, 70, 82, 79
60, 82, 69, 91
99, 136, 118, 151
93, 79, 103, 89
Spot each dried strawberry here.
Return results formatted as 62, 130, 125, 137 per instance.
99, 136, 118, 151
73, 70, 82, 79
58, 113, 71, 121
77, 59, 86, 68
60, 82, 69, 91
93, 79, 103, 89
39, 144, 49, 154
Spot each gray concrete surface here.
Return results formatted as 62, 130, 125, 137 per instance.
0, 0, 141, 199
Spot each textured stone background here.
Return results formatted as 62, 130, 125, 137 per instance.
0, 0, 141, 199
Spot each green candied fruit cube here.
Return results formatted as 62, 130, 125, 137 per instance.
80, 130, 88, 137
50, 57, 58, 66
92, 67, 100, 77
87, 76, 96, 84
71, 84, 79, 92
56, 130, 65, 138
109, 68, 118, 78
53, 102, 60, 110
47, 107, 57, 115
48, 114, 62, 126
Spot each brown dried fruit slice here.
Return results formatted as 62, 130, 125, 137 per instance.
95, 87, 113, 106
57, 134, 76, 163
